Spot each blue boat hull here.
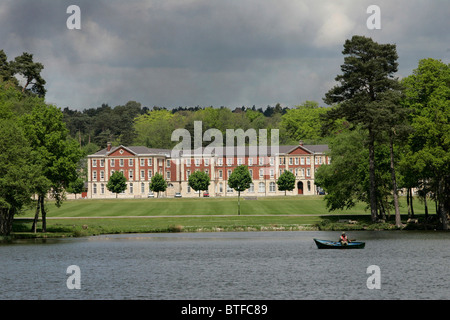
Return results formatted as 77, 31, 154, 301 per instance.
314, 238, 365, 249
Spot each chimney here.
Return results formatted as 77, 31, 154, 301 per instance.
107, 142, 112, 152
299, 140, 304, 146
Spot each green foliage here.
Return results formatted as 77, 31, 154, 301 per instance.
280, 101, 327, 144
0, 119, 43, 235
149, 172, 168, 197
401, 58, 450, 228
67, 177, 85, 197
276, 170, 296, 195
106, 171, 127, 197
228, 165, 252, 192
188, 170, 210, 196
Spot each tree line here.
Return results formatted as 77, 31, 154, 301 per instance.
0, 50, 83, 235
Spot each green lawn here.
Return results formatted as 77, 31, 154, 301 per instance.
20, 195, 373, 217
10, 195, 433, 238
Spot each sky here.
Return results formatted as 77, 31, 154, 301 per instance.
0, 0, 448, 111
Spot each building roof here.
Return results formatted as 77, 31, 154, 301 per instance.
88, 144, 329, 157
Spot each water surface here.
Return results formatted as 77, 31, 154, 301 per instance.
1, 231, 449, 300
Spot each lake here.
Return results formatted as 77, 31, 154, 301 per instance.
0, 231, 449, 300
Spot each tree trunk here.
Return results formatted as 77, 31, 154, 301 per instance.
409, 188, 415, 217
438, 178, 448, 230
389, 133, 401, 227
368, 129, 378, 222
238, 191, 241, 215
407, 188, 411, 218
31, 196, 41, 233
40, 196, 47, 233
0, 208, 15, 236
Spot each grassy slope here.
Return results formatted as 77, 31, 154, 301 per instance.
19, 196, 371, 217
10, 196, 433, 238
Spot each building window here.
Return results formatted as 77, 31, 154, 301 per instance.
270, 169, 274, 178
140, 159, 145, 166
259, 169, 264, 177
259, 157, 264, 165
269, 182, 276, 192
269, 157, 274, 166
100, 170, 104, 180
101, 183, 105, 194
227, 158, 233, 166
148, 158, 152, 166
237, 158, 242, 165
227, 170, 232, 179
186, 170, 191, 178
327, 157, 331, 165
166, 160, 171, 167
120, 159, 124, 167
248, 158, 253, 166
249, 183, 254, 193
217, 158, 223, 166
187, 185, 191, 193
227, 183, 233, 193
307, 181, 311, 192
186, 159, 191, 167
141, 183, 145, 193
295, 157, 299, 165
219, 183, 223, 193
93, 183, 97, 194
300, 157, 305, 165
129, 170, 133, 180
289, 158, 293, 165
148, 170, 152, 179
306, 157, 311, 165
166, 171, 171, 179
100, 159, 105, 167
306, 168, 311, 177
130, 183, 133, 194
92, 159, 97, 167
249, 169, 253, 178
141, 170, 145, 179
93, 171, 97, 180
195, 158, 200, 166
129, 159, 133, 167
219, 170, 223, 179
204, 158, 209, 166
110, 159, 115, 167
258, 182, 265, 193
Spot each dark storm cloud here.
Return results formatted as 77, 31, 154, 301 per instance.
0, 0, 448, 110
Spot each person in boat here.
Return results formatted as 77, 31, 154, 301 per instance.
339, 232, 350, 245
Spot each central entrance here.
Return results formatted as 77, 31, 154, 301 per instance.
297, 181, 303, 195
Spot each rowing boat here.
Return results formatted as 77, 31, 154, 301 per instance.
313, 238, 365, 249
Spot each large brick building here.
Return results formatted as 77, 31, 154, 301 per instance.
86, 141, 329, 198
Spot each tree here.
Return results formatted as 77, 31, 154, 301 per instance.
188, 170, 210, 197
401, 58, 450, 230
106, 171, 127, 198
280, 101, 327, 144
10, 52, 46, 97
149, 173, 168, 198
322, 35, 400, 222
20, 102, 83, 232
276, 170, 296, 196
0, 119, 42, 235
228, 165, 252, 215
67, 177, 85, 199
315, 127, 368, 212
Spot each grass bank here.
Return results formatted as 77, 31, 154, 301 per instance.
6, 196, 436, 239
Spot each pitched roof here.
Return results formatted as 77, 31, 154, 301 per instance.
89, 145, 171, 157
89, 144, 329, 157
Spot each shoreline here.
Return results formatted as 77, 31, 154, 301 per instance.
2, 214, 443, 241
